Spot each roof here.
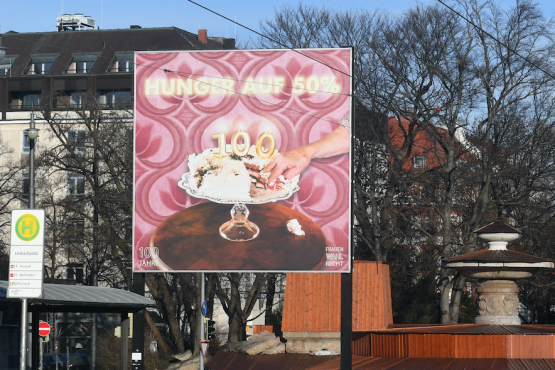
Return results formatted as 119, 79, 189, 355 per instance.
443, 249, 553, 264
206, 353, 555, 370
1, 27, 234, 77
387, 116, 476, 172
207, 352, 340, 370
474, 221, 522, 234
378, 323, 555, 335
0, 280, 156, 313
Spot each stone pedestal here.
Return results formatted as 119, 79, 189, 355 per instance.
475, 280, 520, 325
282, 332, 340, 354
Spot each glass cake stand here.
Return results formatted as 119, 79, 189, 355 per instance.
178, 173, 299, 242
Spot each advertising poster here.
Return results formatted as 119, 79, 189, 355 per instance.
134, 48, 352, 272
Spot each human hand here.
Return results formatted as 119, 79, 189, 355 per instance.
265, 147, 313, 185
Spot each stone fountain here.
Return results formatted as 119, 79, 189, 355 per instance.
444, 221, 554, 325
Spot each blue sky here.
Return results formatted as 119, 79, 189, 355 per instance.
1, 0, 554, 42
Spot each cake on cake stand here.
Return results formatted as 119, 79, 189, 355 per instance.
178, 173, 299, 242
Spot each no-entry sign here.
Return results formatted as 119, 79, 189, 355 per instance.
38, 321, 50, 337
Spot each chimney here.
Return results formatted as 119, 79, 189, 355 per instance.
198, 29, 208, 44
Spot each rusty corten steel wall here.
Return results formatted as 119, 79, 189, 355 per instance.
282, 261, 393, 332
507, 335, 555, 358
370, 332, 555, 359
352, 333, 371, 357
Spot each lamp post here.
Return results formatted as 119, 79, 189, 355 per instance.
20, 111, 39, 370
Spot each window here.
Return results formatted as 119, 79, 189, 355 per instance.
22, 131, 30, 154
98, 89, 132, 108
0, 55, 17, 76
68, 130, 86, 154
22, 173, 29, 202
67, 219, 85, 245
55, 91, 88, 109
24, 55, 58, 75
413, 156, 426, 169
66, 54, 99, 74
66, 263, 84, 284
108, 53, 134, 73
67, 173, 85, 197
9, 92, 40, 110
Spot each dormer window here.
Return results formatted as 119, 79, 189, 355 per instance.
413, 156, 426, 169
109, 53, 134, 73
0, 55, 17, 76
24, 54, 58, 75
66, 54, 99, 74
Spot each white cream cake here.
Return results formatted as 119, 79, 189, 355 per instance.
188, 145, 299, 200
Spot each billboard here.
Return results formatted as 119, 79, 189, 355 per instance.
134, 48, 352, 272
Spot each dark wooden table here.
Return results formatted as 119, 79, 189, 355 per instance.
149, 202, 327, 271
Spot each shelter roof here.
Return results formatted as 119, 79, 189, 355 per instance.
0, 280, 155, 313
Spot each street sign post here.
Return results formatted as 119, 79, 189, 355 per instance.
38, 322, 50, 337
200, 341, 208, 358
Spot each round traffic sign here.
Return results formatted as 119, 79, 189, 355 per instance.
38, 321, 50, 337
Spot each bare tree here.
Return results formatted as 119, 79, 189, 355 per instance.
0, 133, 23, 280
215, 273, 270, 342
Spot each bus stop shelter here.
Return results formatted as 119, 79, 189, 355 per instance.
0, 280, 155, 370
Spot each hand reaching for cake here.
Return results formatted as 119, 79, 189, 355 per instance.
266, 124, 350, 185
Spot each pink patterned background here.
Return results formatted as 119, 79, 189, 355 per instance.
133, 49, 351, 272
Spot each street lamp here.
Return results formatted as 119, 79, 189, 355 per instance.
20, 111, 38, 370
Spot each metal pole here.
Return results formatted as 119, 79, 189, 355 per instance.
20, 109, 37, 370
132, 273, 145, 370
340, 68, 355, 370
29, 110, 35, 209
19, 299, 27, 370
121, 312, 129, 370
200, 272, 205, 370
39, 337, 43, 370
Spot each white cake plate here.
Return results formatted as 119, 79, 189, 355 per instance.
178, 172, 299, 242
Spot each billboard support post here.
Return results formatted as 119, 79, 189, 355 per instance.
132, 273, 145, 370
340, 74, 355, 370
200, 272, 205, 370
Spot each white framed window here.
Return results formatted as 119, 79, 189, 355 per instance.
67, 173, 85, 197
413, 156, 426, 169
